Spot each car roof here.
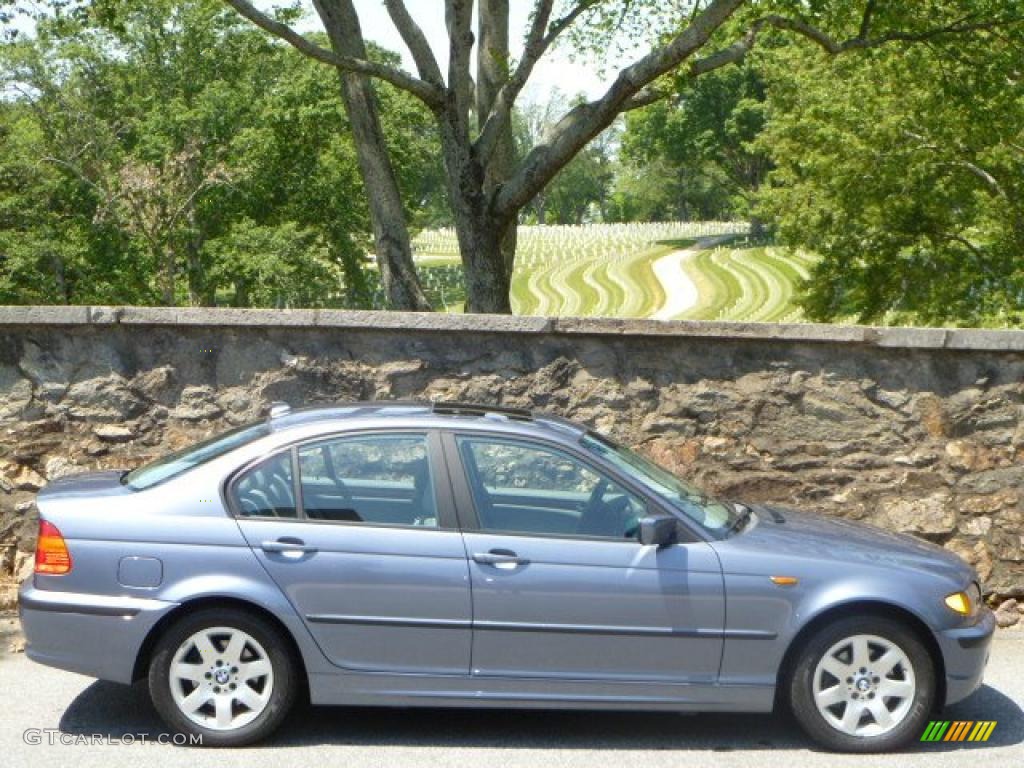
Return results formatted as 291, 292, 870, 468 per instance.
266, 401, 587, 443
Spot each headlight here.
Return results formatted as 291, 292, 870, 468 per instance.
945, 582, 981, 616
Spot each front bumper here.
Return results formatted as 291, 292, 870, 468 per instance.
936, 606, 996, 705
18, 580, 177, 684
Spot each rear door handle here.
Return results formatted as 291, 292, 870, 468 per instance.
472, 549, 529, 567
261, 538, 317, 555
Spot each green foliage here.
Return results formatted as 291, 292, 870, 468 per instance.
567, 0, 1024, 324
205, 220, 341, 307
513, 91, 616, 226
617, 61, 770, 225
0, 0, 445, 307
3, 0, 1023, 324
757, 31, 1024, 326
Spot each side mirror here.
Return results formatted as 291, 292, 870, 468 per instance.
638, 514, 677, 547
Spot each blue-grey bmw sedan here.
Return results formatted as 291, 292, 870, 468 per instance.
19, 401, 994, 751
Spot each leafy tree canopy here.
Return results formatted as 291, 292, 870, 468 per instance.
0, 0, 444, 307
756, 26, 1024, 325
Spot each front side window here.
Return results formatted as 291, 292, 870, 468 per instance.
298, 434, 437, 527
233, 451, 297, 518
456, 436, 645, 540
579, 432, 738, 536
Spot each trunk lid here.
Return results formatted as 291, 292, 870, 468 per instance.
37, 470, 132, 502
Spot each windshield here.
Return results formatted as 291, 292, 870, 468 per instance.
122, 421, 272, 490
580, 432, 739, 536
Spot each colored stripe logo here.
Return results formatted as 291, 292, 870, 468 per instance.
920, 721, 996, 742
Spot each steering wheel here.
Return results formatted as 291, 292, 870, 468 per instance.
583, 478, 610, 516
580, 479, 634, 538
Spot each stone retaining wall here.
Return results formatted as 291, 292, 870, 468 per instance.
0, 307, 1021, 600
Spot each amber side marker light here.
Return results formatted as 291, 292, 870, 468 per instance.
35, 520, 72, 575
944, 591, 972, 616
770, 576, 799, 586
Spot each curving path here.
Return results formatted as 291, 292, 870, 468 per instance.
651, 236, 735, 320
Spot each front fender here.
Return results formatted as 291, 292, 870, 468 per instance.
717, 568, 959, 687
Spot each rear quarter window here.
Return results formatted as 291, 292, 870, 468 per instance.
123, 421, 272, 490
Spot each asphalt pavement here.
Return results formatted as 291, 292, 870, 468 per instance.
1, 631, 1021, 768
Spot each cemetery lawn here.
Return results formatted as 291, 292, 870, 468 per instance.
411, 222, 815, 321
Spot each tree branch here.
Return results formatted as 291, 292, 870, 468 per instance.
474, 0, 555, 163
525, 0, 557, 53
858, 0, 877, 40
621, 86, 671, 112
383, 0, 444, 86
688, 6, 1024, 84
761, 11, 1023, 55
903, 128, 1014, 204
943, 233, 987, 261
687, 22, 762, 77
475, 0, 610, 165
222, 0, 444, 106
543, 0, 603, 47
955, 160, 1009, 200
496, 0, 745, 217
445, 0, 475, 124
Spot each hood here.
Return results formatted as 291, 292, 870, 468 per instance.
37, 470, 132, 502
724, 504, 976, 585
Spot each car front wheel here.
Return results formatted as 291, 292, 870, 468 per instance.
788, 615, 936, 752
148, 607, 298, 747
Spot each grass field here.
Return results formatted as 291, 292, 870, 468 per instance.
680, 246, 817, 322
411, 222, 816, 321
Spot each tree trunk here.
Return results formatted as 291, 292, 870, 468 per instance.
439, 113, 511, 314
477, 0, 518, 289
534, 196, 547, 226
159, 243, 175, 306
233, 281, 250, 307
185, 225, 212, 306
48, 252, 69, 304
749, 214, 767, 241
186, 248, 202, 306
314, 0, 431, 312
333, 241, 372, 309
454, 205, 512, 314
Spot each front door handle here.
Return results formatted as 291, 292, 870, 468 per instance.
261, 538, 317, 556
472, 548, 529, 567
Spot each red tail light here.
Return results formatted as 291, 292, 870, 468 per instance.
35, 520, 72, 575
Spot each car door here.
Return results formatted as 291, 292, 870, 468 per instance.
445, 432, 724, 683
231, 430, 472, 676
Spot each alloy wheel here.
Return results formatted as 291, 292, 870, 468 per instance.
168, 626, 274, 731
812, 633, 916, 738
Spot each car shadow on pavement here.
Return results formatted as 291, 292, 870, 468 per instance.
58, 680, 1022, 752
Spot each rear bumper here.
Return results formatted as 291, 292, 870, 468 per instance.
936, 607, 995, 706
18, 580, 177, 684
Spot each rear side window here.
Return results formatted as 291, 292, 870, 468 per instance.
123, 421, 271, 490
232, 452, 297, 518
297, 434, 437, 527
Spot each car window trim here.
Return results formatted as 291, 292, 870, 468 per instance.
124, 419, 272, 491
220, 446, 300, 521
440, 429, 703, 545
223, 428, 459, 531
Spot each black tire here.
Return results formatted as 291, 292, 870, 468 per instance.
148, 607, 298, 747
788, 615, 936, 753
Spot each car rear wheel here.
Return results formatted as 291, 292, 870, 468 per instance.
788, 615, 936, 752
148, 607, 298, 747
